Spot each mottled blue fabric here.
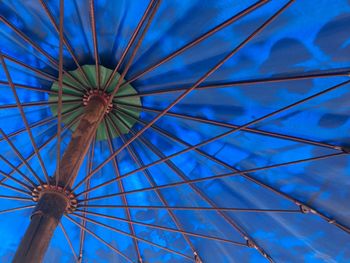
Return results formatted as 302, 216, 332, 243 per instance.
0, 0, 350, 262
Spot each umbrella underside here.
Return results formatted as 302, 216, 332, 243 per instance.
0, 0, 349, 262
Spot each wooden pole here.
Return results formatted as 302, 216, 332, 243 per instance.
13, 96, 106, 263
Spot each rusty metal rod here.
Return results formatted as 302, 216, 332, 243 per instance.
0, 194, 32, 201
108, 114, 197, 253
78, 204, 301, 213
70, 213, 193, 260
115, 68, 350, 99
0, 128, 43, 186
0, 99, 83, 109
78, 152, 344, 200
77, 136, 95, 262
2, 110, 83, 187
1, 54, 83, 94
0, 180, 32, 196
89, 0, 101, 89
59, 223, 78, 262
104, 119, 142, 260
56, 0, 65, 186
65, 215, 133, 262
0, 168, 33, 191
118, 0, 270, 89
113, 112, 293, 255
74, 209, 247, 246
0, 16, 88, 90
39, 0, 92, 88
0, 155, 36, 187
0, 205, 35, 215
116, 103, 341, 150
105, 0, 161, 106
102, 0, 157, 91
0, 81, 74, 96
0, 54, 51, 183
0, 105, 81, 143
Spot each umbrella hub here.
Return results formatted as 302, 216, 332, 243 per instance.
31, 183, 78, 214
83, 89, 113, 114
49, 64, 142, 140
14, 185, 76, 263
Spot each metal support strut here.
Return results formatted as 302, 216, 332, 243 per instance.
13, 95, 107, 263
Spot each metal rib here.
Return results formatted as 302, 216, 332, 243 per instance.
0, 167, 33, 191
114, 106, 348, 235
0, 111, 83, 187
0, 195, 33, 202
39, 0, 92, 88
106, 0, 161, 101
102, 0, 157, 91
118, 0, 270, 89
0, 205, 35, 215
0, 128, 43, 186
0, 99, 81, 109
77, 153, 344, 201
89, 0, 101, 89
0, 106, 81, 143
0, 180, 32, 196
65, 215, 134, 262
1, 54, 83, 94
0, 54, 50, 183
56, 0, 64, 186
77, 135, 95, 263
78, 205, 300, 213
0, 16, 88, 90
59, 222, 78, 262
112, 112, 298, 257
0, 81, 68, 96
70, 213, 193, 260
107, 113, 197, 253
116, 68, 350, 99
0, 155, 36, 188
104, 119, 142, 260
74, 209, 247, 246
116, 103, 341, 150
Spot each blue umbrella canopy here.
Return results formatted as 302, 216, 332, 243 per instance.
0, 0, 350, 262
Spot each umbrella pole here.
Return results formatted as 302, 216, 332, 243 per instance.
13, 96, 107, 263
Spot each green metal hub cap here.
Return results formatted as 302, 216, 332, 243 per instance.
49, 65, 142, 140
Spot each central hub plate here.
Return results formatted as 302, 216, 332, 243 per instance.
49, 65, 142, 140
32, 184, 78, 213
83, 89, 113, 113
